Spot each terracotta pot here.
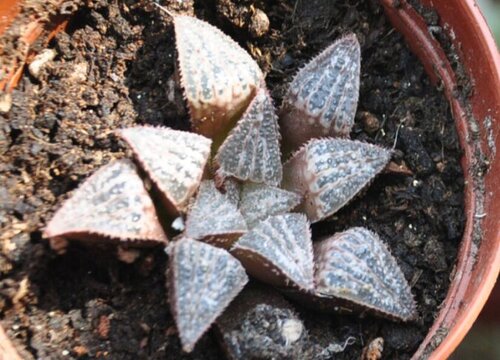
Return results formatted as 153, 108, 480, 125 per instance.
0, 0, 498, 359
378, 1, 500, 358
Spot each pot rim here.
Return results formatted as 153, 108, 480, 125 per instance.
421, 0, 500, 356
380, 0, 500, 359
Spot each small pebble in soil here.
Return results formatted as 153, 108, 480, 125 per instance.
28, 49, 57, 79
361, 337, 384, 360
359, 111, 381, 134
249, 8, 270, 38
0, 93, 12, 114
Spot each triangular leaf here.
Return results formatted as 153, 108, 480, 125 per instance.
239, 183, 301, 228
185, 181, 247, 248
215, 87, 282, 186
231, 213, 314, 291
44, 159, 168, 246
282, 138, 391, 223
168, 238, 248, 352
314, 227, 417, 321
174, 15, 263, 139
117, 126, 211, 215
280, 34, 361, 151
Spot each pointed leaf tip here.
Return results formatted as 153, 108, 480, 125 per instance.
215, 87, 282, 186
168, 238, 248, 352
239, 183, 301, 228
314, 227, 417, 321
185, 181, 247, 248
232, 213, 314, 291
117, 126, 211, 215
280, 33, 361, 150
44, 159, 167, 246
174, 15, 263, 139
283, 138, 391, 223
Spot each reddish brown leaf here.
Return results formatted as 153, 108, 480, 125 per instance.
185, 181, 247, 248
280, 34, 360, 151
313, 227, 417, 321
118, 126, 211, 215
174, 15, 263, 139
232, 213, 314, 291
215, 87, 282, 186
44, 159, 167, 247
283, 138, 391, 223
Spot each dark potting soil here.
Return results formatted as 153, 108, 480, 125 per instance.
0, 0, 465, 359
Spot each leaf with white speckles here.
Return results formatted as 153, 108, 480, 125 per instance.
280, 34, 360, 151
44, 159, 168, 246
117, 126, 211, 215
168, 238, 248, 352
222, 178, 241, 207
282, 138, 391, 223
174, 15, 263, 139
185, 181, 247, 248
215, 87, 282, 186
314, 227, 417, 321
239, 183, 301, 228
231, 213, 314, 291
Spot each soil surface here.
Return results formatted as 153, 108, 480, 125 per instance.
0, 0, 465, 359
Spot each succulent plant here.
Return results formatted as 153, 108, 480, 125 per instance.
43, 13, 417, 355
